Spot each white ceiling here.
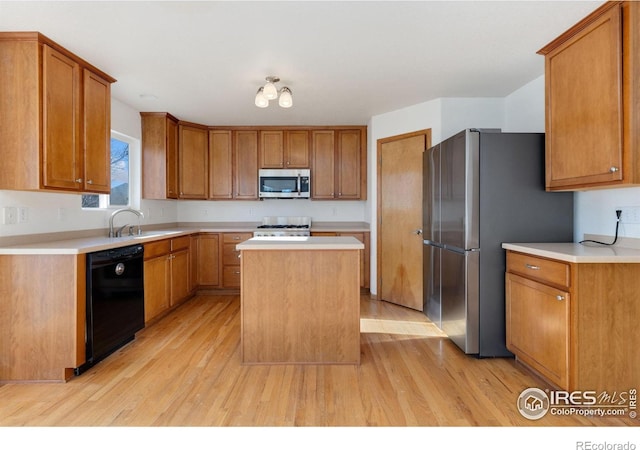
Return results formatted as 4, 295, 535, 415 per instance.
1, 0, 604, 126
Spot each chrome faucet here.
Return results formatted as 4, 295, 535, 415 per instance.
109, 208, 145, 237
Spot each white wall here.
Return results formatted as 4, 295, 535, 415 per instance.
178, 199, 365, 223
502, 75, 640, 242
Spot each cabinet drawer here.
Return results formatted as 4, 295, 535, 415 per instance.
507, 251, 570, 288
144, 239, 171, 259
223, 243, 241, 265
223, 265, 241, 288
223, 232, 252, 244
171, 236, 191, 251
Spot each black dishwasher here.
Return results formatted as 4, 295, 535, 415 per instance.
76, 244, 145, 375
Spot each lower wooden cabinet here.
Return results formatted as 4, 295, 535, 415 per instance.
222, 232, 252, 288
0, 254, 86, 382
505, 250, 640, 392
506, 272, 570, 389
197, 233, 220, 287
143, 236, 192, 323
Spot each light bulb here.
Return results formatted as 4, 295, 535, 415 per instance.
255, 87, 268, 108
263, 81, 278, 100
278, 87, 293, 108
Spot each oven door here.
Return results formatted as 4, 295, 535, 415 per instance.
259, 169, 310, 198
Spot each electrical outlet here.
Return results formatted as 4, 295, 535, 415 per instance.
18, 207, 28, 223
620, 206, 640, 224
2, 207, 17, 225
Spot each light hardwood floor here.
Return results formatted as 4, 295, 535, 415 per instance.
0, 294, 635, 427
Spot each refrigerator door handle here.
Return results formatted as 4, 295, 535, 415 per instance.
423, 240, 444, 248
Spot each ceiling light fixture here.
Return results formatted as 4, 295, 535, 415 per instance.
254, 76, 293, 108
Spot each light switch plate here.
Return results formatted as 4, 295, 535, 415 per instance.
3, 206, 17, 225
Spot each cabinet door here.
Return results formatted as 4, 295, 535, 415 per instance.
141, 113, 178, 199
544, 5, 623, 189
83, 69, 111, 193
170, 248, 191, 306
209, 130, 233, 199
337, 130, 362, 199
198, 234, 220, 286
311, 130, 336, 199
42, 45, 82, 190
144, 255, 170, 323
234, 130, 258, 199
179, 124, 208, 199
166, 117, 179, 199
285, 130, 310, 168
506, 273, 570, 389
260, 130, 284, 168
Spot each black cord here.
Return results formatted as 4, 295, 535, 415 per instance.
579, 210, 622, 246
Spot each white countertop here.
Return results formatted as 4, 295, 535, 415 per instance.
0, 229, 196, 255
237, 236, 364, 251
502, 242, 640, 263
0, 222, 370, 255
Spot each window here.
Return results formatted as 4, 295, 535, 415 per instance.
82, 135, 131, 208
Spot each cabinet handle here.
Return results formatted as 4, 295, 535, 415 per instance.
234, 236, 241, 240
610, 166, 620, 173
525, 263, 540, 270
87, 179, 93, 185
556, 295, 565, 301
76, 178, 83, 183
234, 271, 240, 275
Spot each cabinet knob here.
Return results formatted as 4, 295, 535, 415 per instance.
87, 179, 93, 185
525, 263, 540, 270
556, 295, 565, 301
610, 166, 620, 173
75, 178, 83, 183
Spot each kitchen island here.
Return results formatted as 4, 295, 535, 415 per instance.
237, 236, 364, 365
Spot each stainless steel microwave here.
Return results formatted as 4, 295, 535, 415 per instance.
259, 169, 310, 199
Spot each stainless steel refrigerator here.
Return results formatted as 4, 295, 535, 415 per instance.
423, 129, 574, 357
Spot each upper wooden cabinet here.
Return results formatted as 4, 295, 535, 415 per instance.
178, 122, 209, 199
311, 128, 367, 200
538, 1, 640, 191
142, 120, 365, 201
141, 112, 179, 199
0, 32, 115, 194
234, 130, 259, 199
260, 130, 310, 168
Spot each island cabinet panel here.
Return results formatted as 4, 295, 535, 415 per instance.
505, 250, 640, 392
539, 1, 640, 190
0, 33, 115, 194
0, 254, 85, 382
240, 248, 361, 365
141, 112, 179, 199
312, 231, 370, 289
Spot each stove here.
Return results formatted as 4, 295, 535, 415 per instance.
253, 216, 311, 237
